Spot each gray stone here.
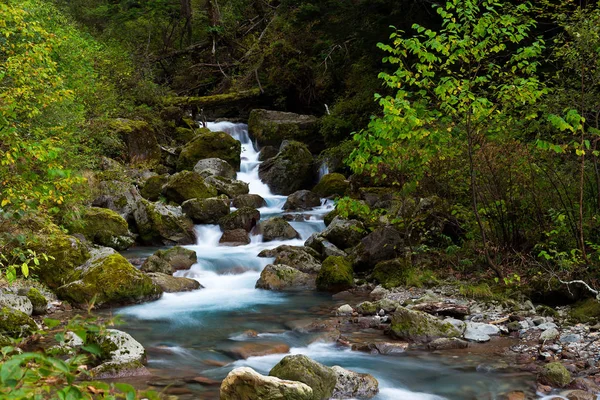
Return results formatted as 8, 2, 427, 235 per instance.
560, 333, 582, 344
0, 294, 33, 316
331, 366, 379, 399
193, 158, 237, 180
337, 304, 354, 316
220, 367, 313, 400
539, 327, 560, 342
463, 322, 500, 343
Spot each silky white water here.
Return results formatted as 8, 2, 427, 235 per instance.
118, 122, 537, 399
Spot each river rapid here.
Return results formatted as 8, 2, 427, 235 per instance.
117, 122, 542, 399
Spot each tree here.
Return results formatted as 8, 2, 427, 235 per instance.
348, 0, 546, 277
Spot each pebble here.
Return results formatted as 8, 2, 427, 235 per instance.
540, 327, 560, 342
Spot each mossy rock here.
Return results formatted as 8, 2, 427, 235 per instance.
269, 354, 336, 400
133, 199, 196, 246
538, 362, 572, 388
258, 245, 322, 274
232, 194, 266, 209
221, 367, 314, 400
258, 141, 315, 195
205, 176, 249, 197
182, 197, 230, 224
110, 119, 161, 165
370, 258, 439, 289
256, 264, 316, 291
219, 207, 260, 232
141, 246, 197, 274
68, 207, 134, 251
569, 298, 600, 323
0, 307, 36, 338
356, 301, 377, 316
259, 217, 300, 242
316, 256, 354, 293
140, 174, 169, 201
174, 127, 196, 144
193, 158, 237, 180
146, 273, 201, 293
56, 252, 162, 307
390, 306, 461, 343
162, 171, 218, 204
324, 209, 339, 227
248, 109, 319, 148
312, 173, 349, 198
24, 288, 47, 315
177, 128, 241, 171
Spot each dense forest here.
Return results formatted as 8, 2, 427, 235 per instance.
2, 0, 600, 398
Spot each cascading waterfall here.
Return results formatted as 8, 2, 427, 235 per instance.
118, 122, 536, 400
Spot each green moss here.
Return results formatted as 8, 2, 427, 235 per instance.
356, 301, 377, 315
110, 119, 161, 165
269, 355, 336, 400
536, 304, 560, 318
390, 306, 460, 343
163, 171, 218, 204
174, 127, 195, 144
140, 174, 169, 201
312, 173, 349, 198
569, 298, 600, 323
25, 288, 47, 315
539, 362, 571, 388
68, 207, 133, 251
324, 209, 339, 226
176, 129, 241, 171
0, 307, 36, 338
165, 89, 261, 109
248, 109, 318, 146
459, 283, 494, 300
316, 256, 354, 292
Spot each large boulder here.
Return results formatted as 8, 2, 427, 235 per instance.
182, 197, 229, 224
219, 229, 251, 246
162, 171, 218, 204
305, 233, 346, 259
256, 264, 316, 291
390, 307, 461, 343
269, 354, 337, 400
321, 217, 366, 250
0, 307, 36, 338
538, 362, 572, 388
133, 199, 196, 245
68, 207, 134, 251
110, 119, 161, 165
248, 109, 319, 148
232, 194, 266, 209
220, 367, 313, 400
90, 329, 149, 379
331, 366, 379, 399
0, 294, 32, 316
259, 217, 300, 242
20, 288, 48, 315
177, 128, 241, 171
371, 258, 412, 289
258, 145, 278, 161
141, 246, 197, 274
316, 256, 354, 293
146, 273, 201, 293
219, 207, 260, 232
283, 190, 321, 211
193, 158, 237, 179
57, 249, 162, 307
312, 173, 349, 198
205, 176, 249, 197
92, 182, 141, 223
258, 141, 315, 195
258, 245, 321, 273
352, 225, 404, 271
140, 174, 169, 201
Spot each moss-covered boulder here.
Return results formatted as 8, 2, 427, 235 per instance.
0, 293, 32, 316
356, 301, 378, 316
269, 354, 336, 400
259, 217, 300, 242
57, 251, 162, 307
569, 298, 600, 323
256, 264, 316, 291
258, 245, 321, 273
0, 307, 36, 338
219, 229, 251, 246
538, 362, 572, 388
92, 182, 141, 222
23, 288, 47, 315
312, 173, 349, 198
68, 207, 134, 251
133, 199, 196, 245
258, 145, 278, 161
140, 174, 169, 201
352, 225, 404, 272
205, 176, 249, 197
316, 256, 354, 293
182, 197, 230, 224
248, 109, 319, 148
258, 141, 315, 195
162, 171, 218, 204
146, 272, 201, 293
283, 190, 321, 211
220, 367, 314, 400
173, 126, 195, 144
177, 128, 241, 171
110, 119, 161, 165
193, 158, 237, 179
304, 233, 346, 259
390, 307, 461, 343
219, 207, 260, 232
371, 258, 412, 289
89, 329, 148, 379
141, 246, 197, 274
232, 194, 266, 209
321, 217, 366, 250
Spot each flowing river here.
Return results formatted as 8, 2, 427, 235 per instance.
118, 122, 538, 399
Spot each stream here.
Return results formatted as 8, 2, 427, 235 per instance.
117, 122, 539, 399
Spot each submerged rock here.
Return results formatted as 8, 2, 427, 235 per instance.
269, 354, 337, 400
220, 229, 251, 246
182, 196, 230, 224
316, 256, 354, 293
256, 264, 316, 291
331, 365, 379, 399
162, 171, 218, 204
258, 141, 315, 195
283, 190, 321, 211
259, 217, 300, 242
221, 342, 290, 359
220, 367, 313, 400
146, 273, 201, 293
390, 307, 461, 343
177, 128, 241, 171
194, 157, 237, 179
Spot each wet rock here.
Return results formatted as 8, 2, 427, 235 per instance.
0, 294, 33, 316
219, 207, 260, 232
259, 217, 300, 242
269, 354, 337, 400
67, 207, 134, 251
110, 119, 161, 165
375, 298, 400, 313
259, 245, 322, 274
305, 233, 347, 259
357, 301, 378, 316
141, 246, 198, 274
182, 196, 230, 224
283, 190, 321, 211
90, 329, 149, 379
186, 376, 221, 386
0, 307, 36, 338
20, 288, 48, 315
538, 362, 572, 388
444, 318, 467, 334
258, 145, 278, 161
316, 256, 354, 293
540, 327, 560, 342
220, 367, 313, 400
205, 176, 249, 197
249, 109, 319, 148
232, 194, 266, 209
463, 322, 500, 343
562, 390, 596, 400
312, 173, 349, 198
258, 141, 315, 195
222, 342, 290, 359
256, 264, 316, 291
369, 286, 390, 301
146, 273, 201, 293
193, 158, 237, 179
219, 229, 251, 246
336, 304, 354, 316
133, 199, 196, 246
351, 225, 404, 271
390, 307, 461, 343
162, 171, 218, 204
428, 338, 469, 351
177, 128, 241, 171
331, 365, 379, 399
321, 217, 366, 250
